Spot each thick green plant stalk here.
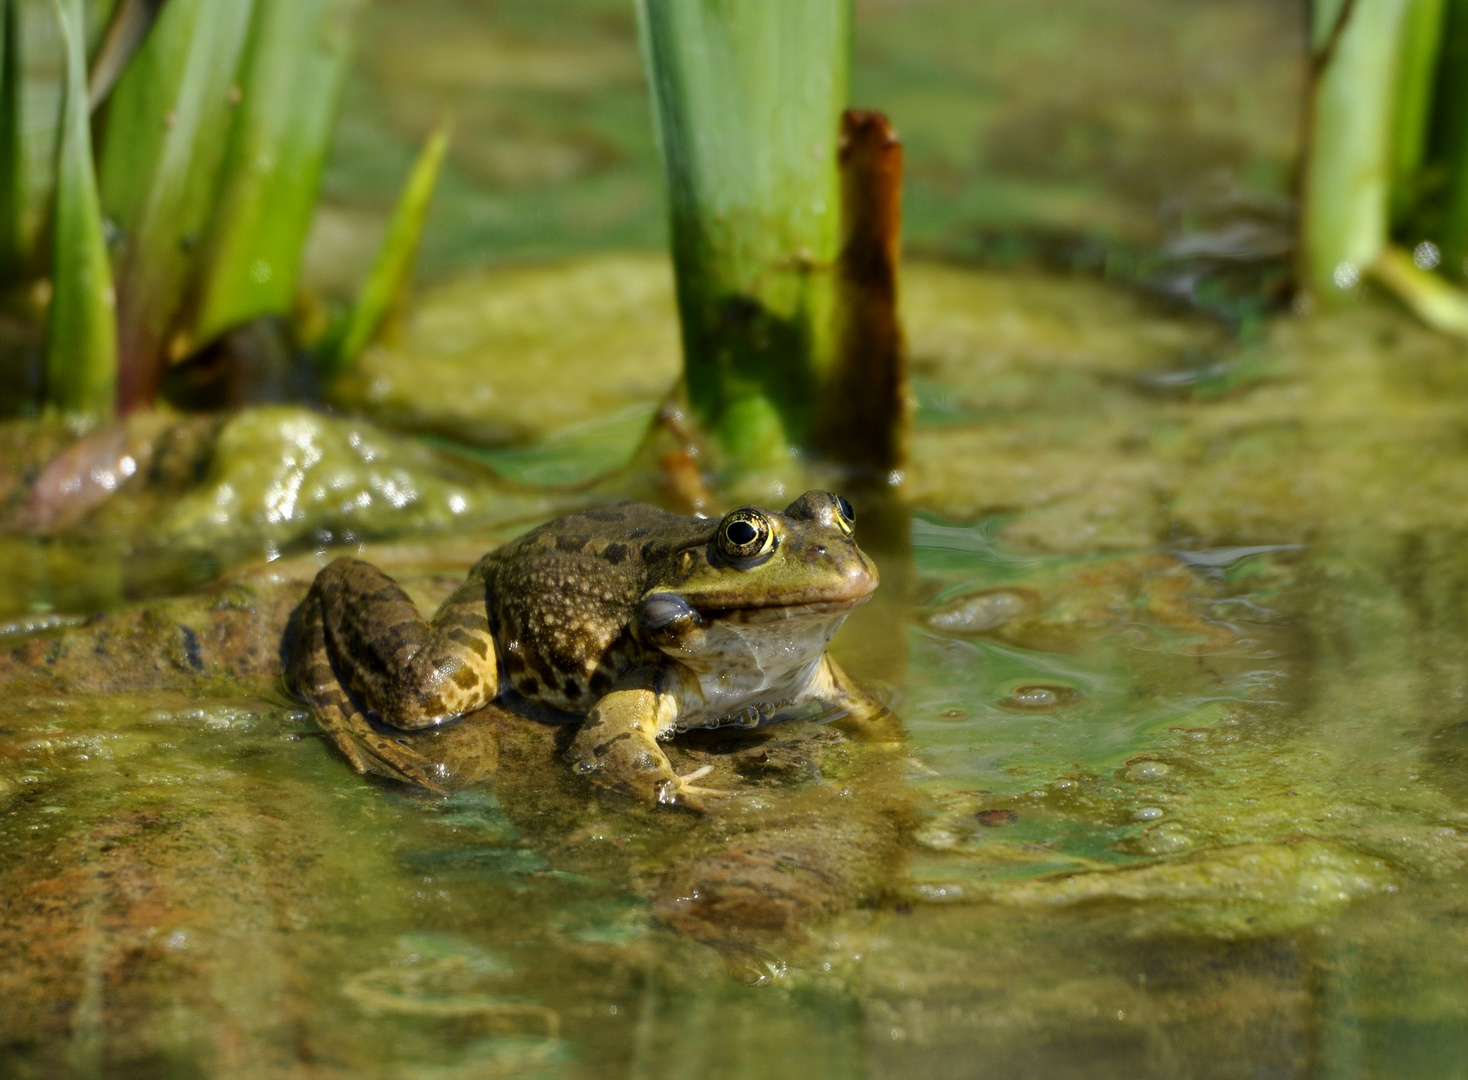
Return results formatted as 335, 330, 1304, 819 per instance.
1390, 0, 1447, 224
186, 0, 365, 349
0, 0, 26, 276
44, 0, 117, 416
637, 0, 851, 471
329, 120, 450, 374
1431, 0, 1468, 277
1301, 0, 1412, 301
99, 0, 255, 412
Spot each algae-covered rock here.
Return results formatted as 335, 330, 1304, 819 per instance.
329, 253, 682, 445
153, 406, 557, 555
0, 418, 85, 520
995, 839, 1399, 936
904, 840, 1399, 939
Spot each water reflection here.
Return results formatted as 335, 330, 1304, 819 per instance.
4, 515, 1468, 1076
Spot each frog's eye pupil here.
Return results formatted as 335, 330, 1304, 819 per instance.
717, 510, 775, 562
836, 495, 855, 523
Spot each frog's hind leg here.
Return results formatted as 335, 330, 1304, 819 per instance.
313, 557, 501, 730
284, 588, 447, 791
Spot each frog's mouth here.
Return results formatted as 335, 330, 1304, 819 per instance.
700, 594, 874, 623
638, 587, 874, 635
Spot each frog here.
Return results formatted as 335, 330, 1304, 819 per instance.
283, 490, 882, 808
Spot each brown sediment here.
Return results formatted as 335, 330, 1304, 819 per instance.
814, 108, 908, 474
0, 573, 306, 695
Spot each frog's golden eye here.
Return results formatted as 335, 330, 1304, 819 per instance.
834, 494, 855, 535
717, 509, 776, 563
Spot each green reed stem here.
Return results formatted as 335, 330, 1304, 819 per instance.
1371, 244, 1468, 333
1430, 0, 1468, 278
99, 0, 255, 411
1301, 0, 1412, 301
43, 0, 117, 416
87, 0, 166, 112
1391, 0, 1447, 225
637, 0, 851, 472
187, 0, 365, 349
0, 0, 27, 278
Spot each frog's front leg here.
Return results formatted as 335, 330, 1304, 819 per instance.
564, 674, 723, 810
812, 656, 904, 744
286, 557, 500, 790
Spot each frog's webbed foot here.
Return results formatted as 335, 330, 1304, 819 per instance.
566, 682, 729, 812
303, 679, 447, 792
329, 713, 446, 793
817, 657, 903, 745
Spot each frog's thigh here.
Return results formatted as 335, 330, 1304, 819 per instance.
285, 586, 445, 791
565, 681, 692, 805
317, 557, 498, 729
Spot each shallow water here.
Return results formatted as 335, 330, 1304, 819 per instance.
3, 502, 1467, 1078
10, 234, 1468, 1074
7, 0, 1468, 1075
7, 262, 1468, 1076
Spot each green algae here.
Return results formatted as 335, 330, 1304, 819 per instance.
0, 408, 563, 623
329, 252, 681, 446
8, 259, 1468, 1076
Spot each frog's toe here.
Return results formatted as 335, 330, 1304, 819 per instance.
344, 730, 446, 793
656, 766, 738, 811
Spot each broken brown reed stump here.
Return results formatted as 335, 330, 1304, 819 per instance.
814, 108, 907, 476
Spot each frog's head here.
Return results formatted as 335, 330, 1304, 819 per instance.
636, 491, 878, 671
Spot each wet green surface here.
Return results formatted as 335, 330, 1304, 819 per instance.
6, 0, 1468, 1077
6, 259, 1468, 1077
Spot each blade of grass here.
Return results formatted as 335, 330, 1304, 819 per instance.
1370, 244, 1468, 333
99, 0, 255, 412
328, 119, 450, 374
0, 0, 26, 276
87, 0, 167, 112
637, 0, 851, 472
1301, 0, 1412, 302
185, 0, 365, 350
44, 0, 117, 416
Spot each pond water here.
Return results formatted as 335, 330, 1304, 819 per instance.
6, 1, 1468, 1078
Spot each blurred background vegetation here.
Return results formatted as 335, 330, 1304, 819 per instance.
0, 0, 1314, 427
328, 0, 1303, 287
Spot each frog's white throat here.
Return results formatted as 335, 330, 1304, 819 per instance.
655, 602, 859, 727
